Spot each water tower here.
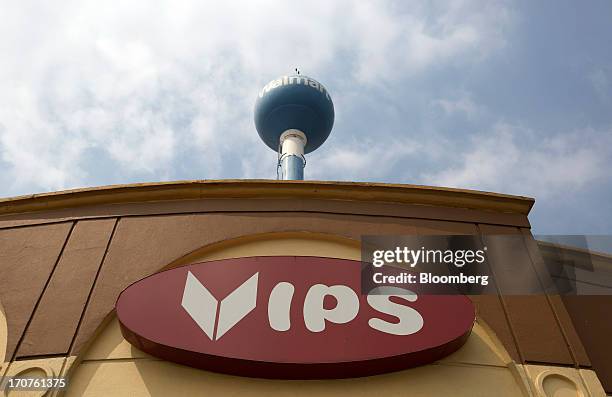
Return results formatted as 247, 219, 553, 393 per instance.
254, 73, 335, 180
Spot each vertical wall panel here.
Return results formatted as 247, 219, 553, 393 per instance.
503, 296, 574, 365
478, 224, 574, 366
16, 219, 117, 358
519, 228, 591, 367
0, 222, 73, 361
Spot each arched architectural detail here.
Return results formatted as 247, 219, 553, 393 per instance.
164, 231, 361, 270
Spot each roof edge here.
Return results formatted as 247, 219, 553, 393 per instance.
0, 179, 535, 217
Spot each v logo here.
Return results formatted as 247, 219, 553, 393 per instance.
181, 271, 258, 340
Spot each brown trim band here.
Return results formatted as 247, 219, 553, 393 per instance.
0, 180, 534, 217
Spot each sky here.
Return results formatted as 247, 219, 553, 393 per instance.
0, 0, 611, 234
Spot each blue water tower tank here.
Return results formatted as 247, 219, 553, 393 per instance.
254, 75, 335, 155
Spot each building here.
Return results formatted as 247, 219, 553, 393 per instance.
0, 179, 610, 396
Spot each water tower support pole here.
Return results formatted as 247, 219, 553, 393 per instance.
279, 129, 307, 180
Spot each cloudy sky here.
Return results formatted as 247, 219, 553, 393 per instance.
1, 0, 611, 234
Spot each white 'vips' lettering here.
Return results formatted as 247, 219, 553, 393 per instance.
367, 288, 424, 335
185, 273, 426, 338
303, 284, 360, 332
268, 282, 294, 331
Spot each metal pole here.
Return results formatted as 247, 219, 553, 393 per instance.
279, 130, 307, 180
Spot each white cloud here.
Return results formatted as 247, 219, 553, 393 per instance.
347, 1, 513, 85
0, 0, 514, 196
423, 123, 612, 199
309, 138, 421, 181
432, 93, 482, 120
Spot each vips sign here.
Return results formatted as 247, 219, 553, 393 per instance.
116, 256, 475, 379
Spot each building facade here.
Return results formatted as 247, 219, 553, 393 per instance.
0, 180, 610, 396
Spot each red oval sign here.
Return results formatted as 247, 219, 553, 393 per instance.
116, 256, 474, 379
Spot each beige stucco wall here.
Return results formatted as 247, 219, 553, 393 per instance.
63, 315, 528, 397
